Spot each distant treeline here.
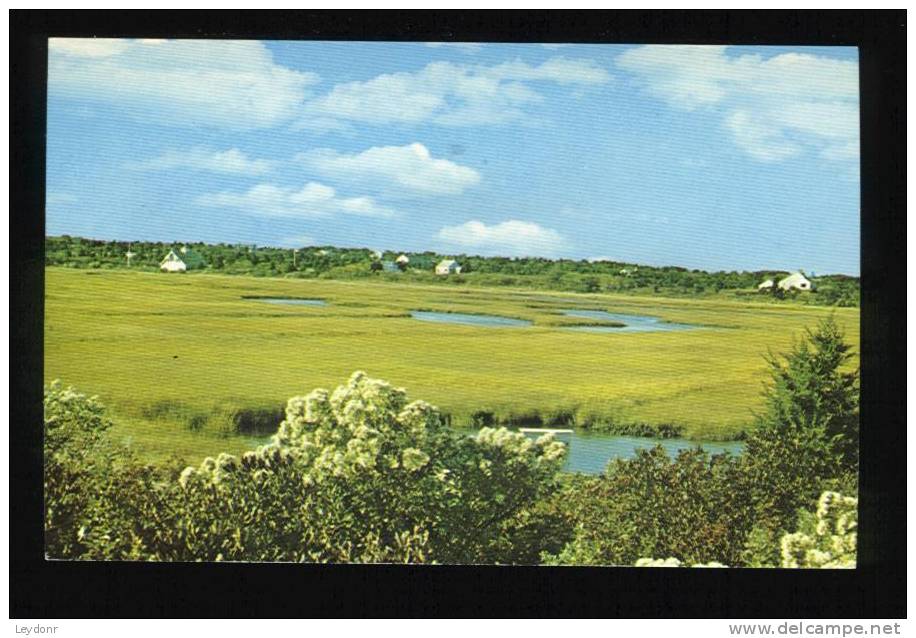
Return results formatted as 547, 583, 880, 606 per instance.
45, 235, 859, 307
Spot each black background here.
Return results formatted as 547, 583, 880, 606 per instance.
10, 10, 906, 618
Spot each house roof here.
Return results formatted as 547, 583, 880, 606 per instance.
779, 272, 810, 285
162, 246, 207, 269
437, 259, 459, 267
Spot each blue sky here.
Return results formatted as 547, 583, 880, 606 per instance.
46, 40, 860, 274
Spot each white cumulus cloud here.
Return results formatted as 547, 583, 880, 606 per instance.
130, 148, 273, 175
616, 45, 859, 163
300, 142, 480, 196
49, 38, 319, 130
303, 56, 611, 128
437, 220, 568, 257
196, 182, 397, 219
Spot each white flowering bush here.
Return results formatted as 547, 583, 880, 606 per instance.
45, 373, 569, 563
44, 380, 111, 454
44, 382, 176, 560
634, 557, 727, 568
780, 491, 857, 568
271, 371, 443, 479
45, 381, 111, 556
171, 372, 569, 563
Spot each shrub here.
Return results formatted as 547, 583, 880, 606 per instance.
44, 382, 175, 560
780, 491, 857, 568
740, 316, 859, 545
545, 446, 753, 567
44, 373, 569, 564
759, 316, 859, 471
44, 381, 115, 556
633, 490, 857, 569
212, 404, 284, 436
470, 410, 497, 428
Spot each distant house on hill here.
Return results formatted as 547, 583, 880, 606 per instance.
160, 246, 206, 273
435, 259, 462, 275
396, 254, 410, 265
778, 272, 813, 291
757, 279, 775, 291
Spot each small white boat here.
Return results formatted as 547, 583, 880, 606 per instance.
518, 428, 574, 435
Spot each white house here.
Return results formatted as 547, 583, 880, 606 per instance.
435, 259, 462, 275
160, 249, 187, 272
778, 272, 813, 291
757, 279, 775, 290
160, 246, 205, 273
396, 254, 410, 265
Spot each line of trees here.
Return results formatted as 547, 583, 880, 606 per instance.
44, 317, 859, 565
44, 235, 859, 306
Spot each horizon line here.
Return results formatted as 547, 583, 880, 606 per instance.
44, 233, 860, 278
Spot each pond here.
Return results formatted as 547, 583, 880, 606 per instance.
455, 427, 743, 474
537, 430, 743, 474
411, 311, 532, 327
562, 309, 698, 333
247, 297, 327, 306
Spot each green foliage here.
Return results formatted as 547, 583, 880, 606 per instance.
780, 491, 857, 568
761, 316, 859, 471
740, 316, 859, 542
44, 381, 115, 556
634, 490, 858, 569
545, 447, 753, 566
44, 373, 569, 564
43, 381, 179, 559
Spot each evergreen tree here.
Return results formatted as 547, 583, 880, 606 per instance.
740, 316, 859, 563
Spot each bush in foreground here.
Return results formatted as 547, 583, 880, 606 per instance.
633, 490, 857, 569
542, 447, 753, 567
780, 491, 857, 569
547, 317, 859, 568
44, 373, 569, 563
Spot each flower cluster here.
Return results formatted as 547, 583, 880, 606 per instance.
270, 371, 445, 479
43, 380, 113, 453
780, 491, 857, 568
474, 427, 567, 470
635, 557, 727, 568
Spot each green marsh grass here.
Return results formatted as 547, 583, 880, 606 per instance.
44, 267, 859, 464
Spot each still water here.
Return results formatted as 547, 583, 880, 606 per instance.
411, 311, 532, 327
455, 427, 743, 474
526, 430, 744, 474
562, 309, 698, 333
